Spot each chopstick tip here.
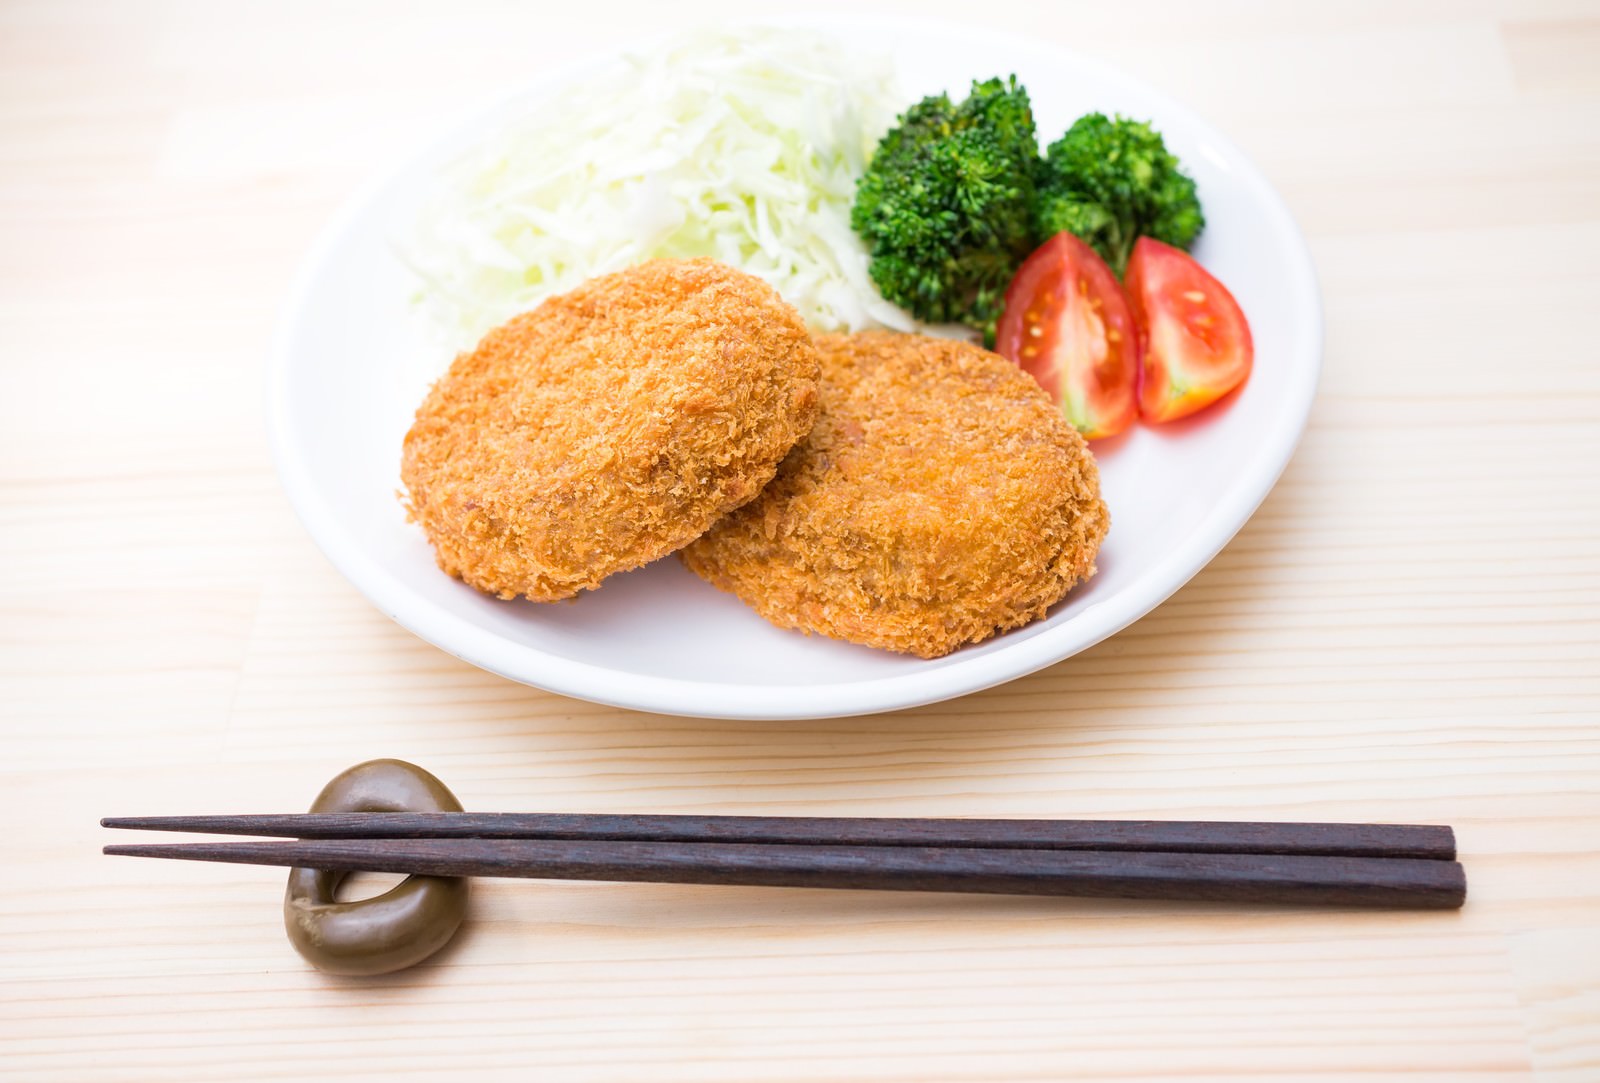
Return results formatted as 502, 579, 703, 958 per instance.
103, 844, 162, 858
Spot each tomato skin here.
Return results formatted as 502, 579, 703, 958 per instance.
1125, 237, 1253, 424
995, 232, 1139, 440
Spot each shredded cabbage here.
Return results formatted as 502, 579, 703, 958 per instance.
406, 28, 916, 347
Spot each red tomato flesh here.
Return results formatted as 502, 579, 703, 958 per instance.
1125, 237, 1253, 424
995, 231, 1139, 440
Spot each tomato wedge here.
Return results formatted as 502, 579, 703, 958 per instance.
995, 231, 1139, 440
1125, 237, 1253, 424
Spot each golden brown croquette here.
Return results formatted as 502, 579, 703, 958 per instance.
680, 331, 1108, 658
401, 259, 820, 601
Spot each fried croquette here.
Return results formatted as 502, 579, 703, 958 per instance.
401, 259, 820, 601
680, 331, 1108, 658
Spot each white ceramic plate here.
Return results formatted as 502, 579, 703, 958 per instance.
269, 17, 1321, 720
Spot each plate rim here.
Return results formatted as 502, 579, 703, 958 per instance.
268, 16, 1323, 720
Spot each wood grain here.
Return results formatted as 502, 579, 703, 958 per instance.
1, 0, 1597, 1080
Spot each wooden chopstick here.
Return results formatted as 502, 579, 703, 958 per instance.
99, 813, 1457, 860
101, 837, 1467, 908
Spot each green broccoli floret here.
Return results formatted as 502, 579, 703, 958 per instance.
1033, 113, 1204, 276
851, 77, 1039, 343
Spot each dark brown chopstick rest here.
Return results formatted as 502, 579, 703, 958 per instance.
281, 760, 468, 976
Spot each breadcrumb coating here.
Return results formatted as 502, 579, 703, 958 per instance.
401, 259, 820, 601
681, 331, 1108, 658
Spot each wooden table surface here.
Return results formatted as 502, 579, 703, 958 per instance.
3, 1, 1597, 1079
